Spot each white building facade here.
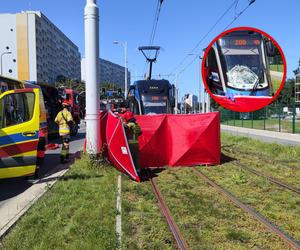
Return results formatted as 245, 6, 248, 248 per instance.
0, 11, 81, 84
81, 58, 130, 88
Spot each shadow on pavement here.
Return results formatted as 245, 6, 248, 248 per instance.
0, 178, 32, 202
0, 152, 81, 202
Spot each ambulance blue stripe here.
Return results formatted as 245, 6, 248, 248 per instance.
0, 132, 38, 145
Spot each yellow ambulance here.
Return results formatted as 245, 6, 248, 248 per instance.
0, 76, 47, 179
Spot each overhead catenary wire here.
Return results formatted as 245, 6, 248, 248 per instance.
149, 0, 164, 48
223, 0, 256, 31
171, 0, 256, 81
169, 0, 238, 77
143, 0, 164, 76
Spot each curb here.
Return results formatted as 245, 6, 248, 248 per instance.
0, 151, 81, 240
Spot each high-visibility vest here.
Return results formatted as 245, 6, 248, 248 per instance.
55, 109, 73, 136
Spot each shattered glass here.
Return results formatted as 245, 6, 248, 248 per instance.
226, 65, 259, 89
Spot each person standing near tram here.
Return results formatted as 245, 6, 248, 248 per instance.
55, 100, 74, 163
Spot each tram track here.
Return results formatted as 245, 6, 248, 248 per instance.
222, 147, 300, 195
146, 170, 189, 250
222, 145, 300, 171
192, 168, 300, 250
231, 161, 300, 195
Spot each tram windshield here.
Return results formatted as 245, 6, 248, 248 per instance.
142, 95, 168, 114
218, 36, 268, 90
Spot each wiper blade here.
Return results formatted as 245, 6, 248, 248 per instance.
250, 78, 260, 96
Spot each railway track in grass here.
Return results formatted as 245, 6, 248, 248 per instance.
192, 168, 300, 250
222, 148, 300, 195
146, 170, 189, 250
222, 145, 300, 171
231, 161, 300, 195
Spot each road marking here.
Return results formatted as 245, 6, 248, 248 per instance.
116, 175, 122, 249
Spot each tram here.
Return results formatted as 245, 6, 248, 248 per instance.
127, 46, 175, 115
204, 30, 277, 97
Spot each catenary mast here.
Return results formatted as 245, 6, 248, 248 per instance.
84, 0, 100, 155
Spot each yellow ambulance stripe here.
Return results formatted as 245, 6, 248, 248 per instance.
12, 150, 37, 158
0, 165, 36, 179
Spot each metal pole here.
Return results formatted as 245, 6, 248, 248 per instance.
124, 42, 128, 100
292, 98, 296, 134
198, 56, 201, 113
202, 88, 205, 113
85, 0, 100, 155
175, 73, 178, 114
207, 93, 210, 112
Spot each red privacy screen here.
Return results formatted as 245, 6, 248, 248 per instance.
100, 111, 221, 181
136, 112, 221, 168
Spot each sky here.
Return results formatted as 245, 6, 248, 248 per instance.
0, 0, 299, 99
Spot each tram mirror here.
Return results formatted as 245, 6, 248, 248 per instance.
209, 72, 220, 82
266, 40, 276, 57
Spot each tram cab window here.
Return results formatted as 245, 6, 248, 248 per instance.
0, 93, 35, 129
207, 49, 222, 94
207, 49, 220, 82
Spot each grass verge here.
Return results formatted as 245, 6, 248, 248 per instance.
0, 155, 118, 250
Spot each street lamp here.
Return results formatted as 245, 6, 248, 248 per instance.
113, 40, 128, 100
1, 51, 12, 75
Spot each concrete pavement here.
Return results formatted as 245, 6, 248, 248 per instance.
0, 123, 85, 238
221, 124, 300, 146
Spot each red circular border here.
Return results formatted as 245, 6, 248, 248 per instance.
201, 26, 287, 112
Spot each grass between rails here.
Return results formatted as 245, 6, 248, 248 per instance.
154, 168, 289, 250
0, 155, 119, 250
222, 149, 300, 189
121, 174, 176, 249
198, 133, 300, 239
200, 164, 300, 240
221, 133, 300, 170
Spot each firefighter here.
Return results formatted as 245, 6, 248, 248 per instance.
118, 102, 142, 174
55, 100, 74, 163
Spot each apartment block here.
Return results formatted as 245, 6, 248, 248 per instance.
0, 11, 81, 84
81, 58, 130, 88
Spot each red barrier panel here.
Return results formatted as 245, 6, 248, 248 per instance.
106, 112, 140, 182
213, 95, 273, 112
136, 112, 221, 168
99, 111, 220, 181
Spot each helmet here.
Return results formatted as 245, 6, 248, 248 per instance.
122, 111, 136, 123
62, 100, 70, 107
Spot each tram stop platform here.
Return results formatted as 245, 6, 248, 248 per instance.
221, 125, 300, 146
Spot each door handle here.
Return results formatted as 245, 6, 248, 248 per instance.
22, 131, 37, 137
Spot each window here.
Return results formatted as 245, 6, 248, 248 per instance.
0, 93, 35, 129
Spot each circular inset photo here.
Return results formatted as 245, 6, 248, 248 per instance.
202, 27, 286, 112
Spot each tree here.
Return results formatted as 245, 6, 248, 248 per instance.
277, 78, 295, 106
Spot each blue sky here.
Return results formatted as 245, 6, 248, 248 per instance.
0, 0, 299, 98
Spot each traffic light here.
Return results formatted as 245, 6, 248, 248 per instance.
117, 88, 122, 96
101, 87, 106, 96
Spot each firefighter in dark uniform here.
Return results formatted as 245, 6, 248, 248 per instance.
55, 100, 74, 163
